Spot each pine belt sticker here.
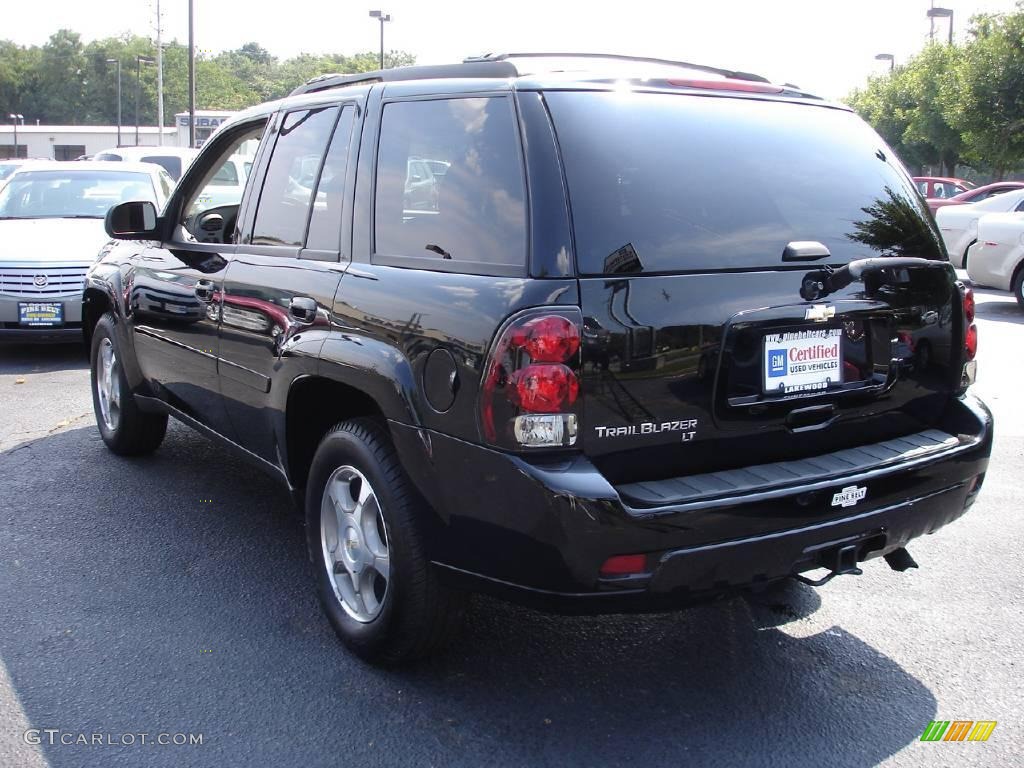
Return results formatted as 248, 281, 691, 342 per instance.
831, 485, 867, 508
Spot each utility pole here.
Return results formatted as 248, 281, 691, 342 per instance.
188, 0, 196, 149
135, 54, 155, 146
156, 0, 164, 145
106, 58, 122, 147
929, 0, 935, 42
8, 114, 23, 159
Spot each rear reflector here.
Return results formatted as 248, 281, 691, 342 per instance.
599, 554, 648, 577
965, 324, 978, 360
666, 78, 785, 94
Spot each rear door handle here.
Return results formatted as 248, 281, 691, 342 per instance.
194, 279, 215, 301
289, 296, 317, 325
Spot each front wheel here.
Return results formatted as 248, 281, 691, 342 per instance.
305, 418, 466, 664
1014, 269, 1024, 308
90, 312, 168, 455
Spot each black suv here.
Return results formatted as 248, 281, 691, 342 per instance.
84, 54, 992, 664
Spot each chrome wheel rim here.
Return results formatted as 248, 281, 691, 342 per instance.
96, 337, 121, 432
320, 465, 390, 623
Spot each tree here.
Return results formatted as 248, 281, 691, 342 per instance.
944, 10, 1024, 179
0, 30, 416, 127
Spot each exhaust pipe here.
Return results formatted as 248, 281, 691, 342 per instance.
884, 547, 918, 572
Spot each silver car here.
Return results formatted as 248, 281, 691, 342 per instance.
0, 161, 174, 343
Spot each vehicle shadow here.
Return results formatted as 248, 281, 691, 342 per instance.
973, 291, 1023, 325
0, 424, 935, 768
0, 342, 88, 374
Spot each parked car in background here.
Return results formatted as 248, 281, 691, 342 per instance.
935, 188, 1024, 267
914, 176, 974, 200
188, 153, 252, 215
966, 212, 1024, 305
0, 161, 174, 342
928, 181, 1024, 214
93, 146, 199, 181
0, 159, 33, 193
84, 54, 990, 664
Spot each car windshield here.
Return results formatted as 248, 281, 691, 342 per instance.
141, 155, 183, 179
0, 170, 156, 219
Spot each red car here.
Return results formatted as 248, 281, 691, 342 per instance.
927, 181, 1024, 214
913, 176, 974, 201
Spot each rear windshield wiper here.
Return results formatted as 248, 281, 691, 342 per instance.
800, 257, 948, 301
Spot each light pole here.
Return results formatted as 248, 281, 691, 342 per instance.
874, 53, 895, 71
188, 0, 196, 149
106, 58, 122, 147
927, 7, 954, 45
135, 54, 155, 147
8, 113, 23, 159
369, 10, 391, 70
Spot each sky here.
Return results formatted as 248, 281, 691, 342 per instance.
6, 0, 1023, 99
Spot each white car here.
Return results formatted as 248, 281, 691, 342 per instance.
966, 212, 1024, 306
93, 146, 199, 181
934, 187, 1024, 268
0, 161, 174, 342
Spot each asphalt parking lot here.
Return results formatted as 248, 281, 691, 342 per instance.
1, 287, 1021, 768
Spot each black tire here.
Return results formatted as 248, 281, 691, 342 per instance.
305, 417, 466, 664
1014, 269, 1024, 308
90, 312, 168, 456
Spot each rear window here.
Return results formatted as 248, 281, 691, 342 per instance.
546, 91, 942, 275
142, 155, 182, 180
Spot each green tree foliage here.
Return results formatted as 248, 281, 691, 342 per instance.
943, 11, 1024, 179
846, 2, 1024, 179
0, 30, 415, 126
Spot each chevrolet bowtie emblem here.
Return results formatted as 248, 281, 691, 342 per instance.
805, 304, 836, 322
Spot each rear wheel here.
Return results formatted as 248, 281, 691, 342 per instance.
1014, 269, 1024, 308
305, 418, 466, 664
90, 313, 168, 455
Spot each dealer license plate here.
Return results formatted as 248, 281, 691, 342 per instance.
763, 328, 842, 395
18, 302, 64, 327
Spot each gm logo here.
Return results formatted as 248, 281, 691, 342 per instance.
768, 349, 787, 377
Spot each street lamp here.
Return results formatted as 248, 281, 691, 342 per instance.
8, 113, 24, 159
106, 58, 122, 147
874, 53, 895, 71
927, 7, 954, 45
135, 54, 156, 147
369, 10, 391, 70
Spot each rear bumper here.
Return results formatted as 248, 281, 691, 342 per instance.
391, 394, 992, 613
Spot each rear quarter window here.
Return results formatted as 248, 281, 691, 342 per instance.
374, 96, 527, 273
546, 91, 942, 275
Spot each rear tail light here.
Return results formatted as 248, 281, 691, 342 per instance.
480, 308, 583, 449
958, 282, 978, 389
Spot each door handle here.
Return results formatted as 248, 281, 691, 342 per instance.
289, 296, 318, 325
194, 279, 215, 301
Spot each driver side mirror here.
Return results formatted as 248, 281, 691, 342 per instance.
105, 200, 159, 240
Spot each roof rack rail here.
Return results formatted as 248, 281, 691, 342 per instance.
289, 52, 773, 97
463, 52, 771, 84
289, 61, 518, 96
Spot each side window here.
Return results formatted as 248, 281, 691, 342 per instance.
374, 97, 526, 270
916, 181, 928, 196
251, 106, 339, 247
306, 105, 355, 253
177, 121, 266, 243
1015, 199, 1024, 212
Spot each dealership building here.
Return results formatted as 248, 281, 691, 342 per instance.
0, 111, 236, 160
